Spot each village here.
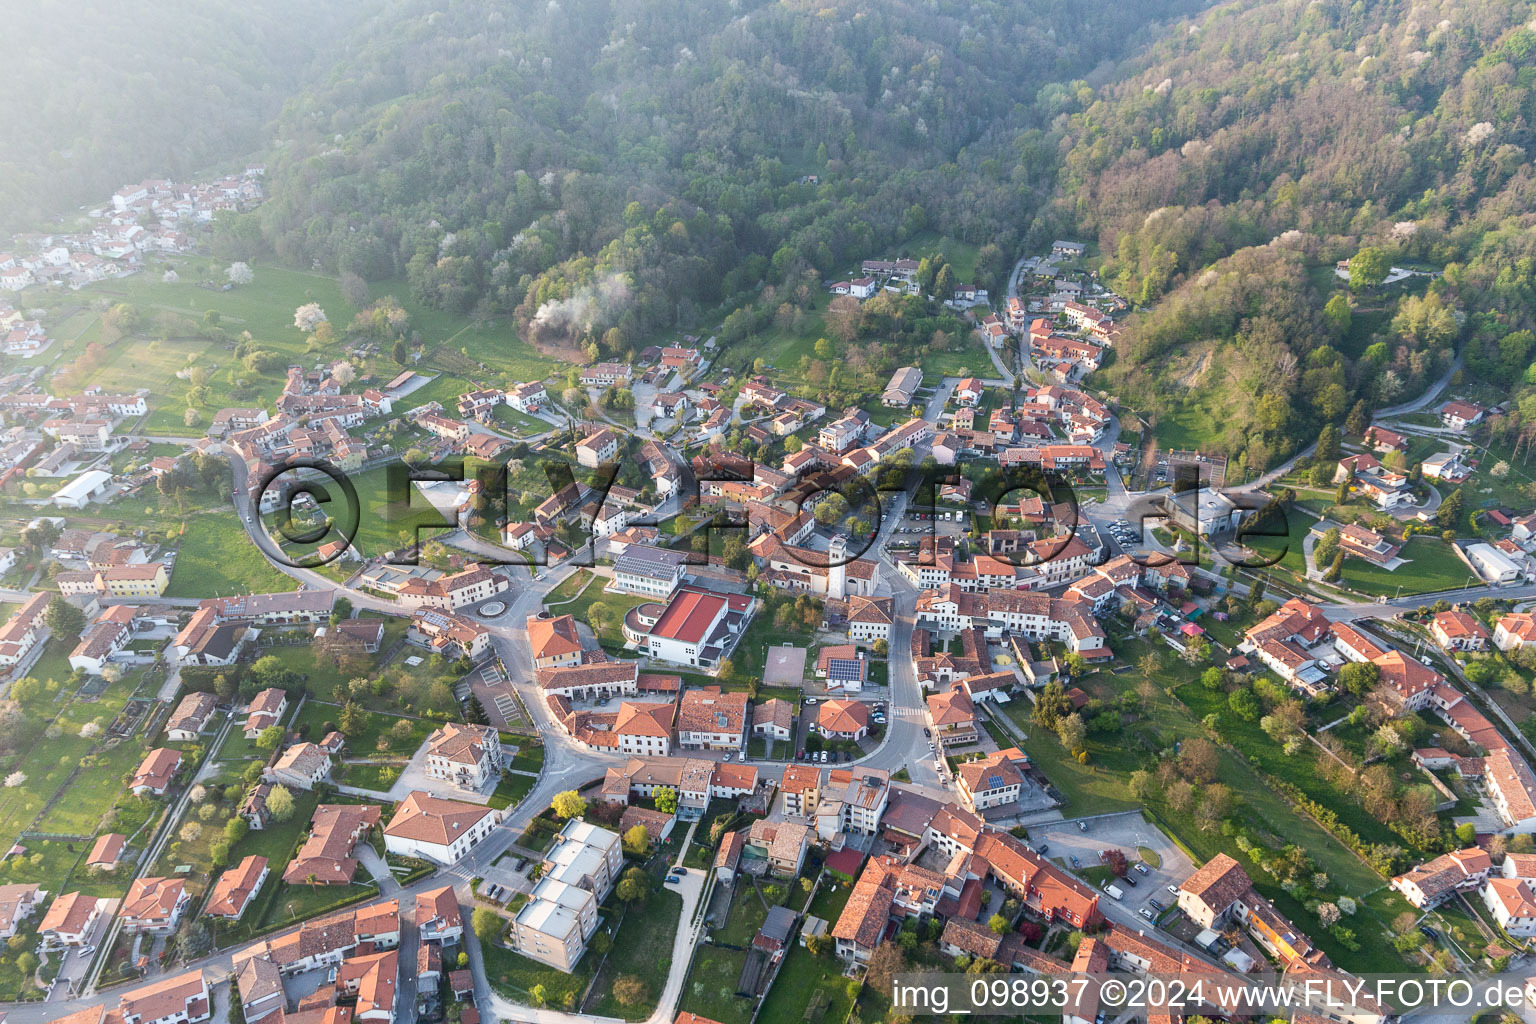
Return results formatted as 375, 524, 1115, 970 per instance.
4, 195, 1536, 1024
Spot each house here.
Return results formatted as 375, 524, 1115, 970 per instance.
882, 366, 922, 407
131, 748, 183, 796
576, 428, 621, 468
754, 905, 797, 957
38, 892, 106, 948
529, 614, 584, 668
630, 585, 755, 671
1497, 613, 1536, 652
817, 699, 870, 741
234, 954, 284, 1021
120, 876, 190, 933
0, 884, 44, 939
424, 723, 505, 791
166, 691, 218, 741
0, 592, 51, 671
816, 644, 869, 691
244, 688, 289, 738
263, 742, 333, 791
1337, 523, 1400, 565
957, 751, 1024, 812
205, 856, 269, 921
1363, 425, 1409, 452
752, 698, 794, 741
676, 688, 748, 750
745, 819, 812, 878
68, 604, 135, 674
87, 833, 126, 870
334, 948, 399, 1023
383, 791, 502, 865
1390, 848, 1491, 908
1431, 610, 1490, 652
1440, 400, 1486, 431
417, 886, 464, 945
845, 596, 894, 644
927, 686, 978, 745
284, 804, 382, 884
1484, 878, 1536, 937
849, 277, 877, 299
114, 970, 212, 1024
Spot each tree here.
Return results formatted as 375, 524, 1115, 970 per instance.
294, 303, 328, 332
612, 976, 649, 1006
988, 913, 1010, 935
552, 790, 587, 819
615, 875, 647, 903
266, 784, 296, 822
1102, 849, 1129, 876
1315, 423, 1341, 464
1033, 682, 1070, 730
1324, 293, 1352, 335
392, 339, 408, 365
44, 596, 84, 639
472, 907, 502, 943
224, 817, 249, 845
1179, 737, 1219, 783
338, 700, 365, 737
1348, 248, 1390, 290
1056, 713, 1087, 754
1436, 488, 1465, 532
655, 786, 678, 814
255, 725, 284, 751
1338, 661, 1380, 697
622, 825, 650, 855
226, 262, 254, 286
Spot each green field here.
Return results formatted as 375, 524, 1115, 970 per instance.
585, 885, 683, 1019
165, 509, 296, 597
1342, 536, 1470, 597
290, 700, 434, 757
755, 882, 855, 1024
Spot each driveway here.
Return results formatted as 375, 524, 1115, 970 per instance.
1027, 811, 1195, 920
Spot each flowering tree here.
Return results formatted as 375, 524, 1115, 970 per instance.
294, 303, 328, 332
226, 262, 254, 286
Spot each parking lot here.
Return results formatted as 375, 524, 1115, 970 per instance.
1026, 811, 1196, 921
790, 695, 890, 765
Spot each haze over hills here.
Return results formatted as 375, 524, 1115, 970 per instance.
0, 0, 373, 232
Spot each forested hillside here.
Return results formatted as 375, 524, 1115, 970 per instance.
1040, 0, 1536, 475
0, 1, 370, 232
243, 0, 1205, 361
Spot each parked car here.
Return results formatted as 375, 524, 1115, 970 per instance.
674, 867, 687, 875
1135, 863, 1150, 875
1166, 884, 1178, 895
1036, 843, 1049, 855
1139, 907, 1154, 920
1123, 873, 1137, 886
1078, 820, 1088, 832
666, 875, 681, 884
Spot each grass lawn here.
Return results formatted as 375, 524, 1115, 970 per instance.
679, 942, 751, 1024
546, 569, 596, 605
343, 463, 463, 561
165, 510, 295, 598
509, 741, 546, 774
586, 886, 684, 1020
558, 586, 653, 649
483, 934, 593, 1010
1342, 536, 1471, 597
1008, 635, 1417, 972
291, 700, 434, 758
488, 773, 535, 811
757, 882, 854, 1024
339, 762, 404, 793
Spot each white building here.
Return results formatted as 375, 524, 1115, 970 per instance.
52, 469, 113, 509
423, 723, 505, 791
383, 791, 501, 864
